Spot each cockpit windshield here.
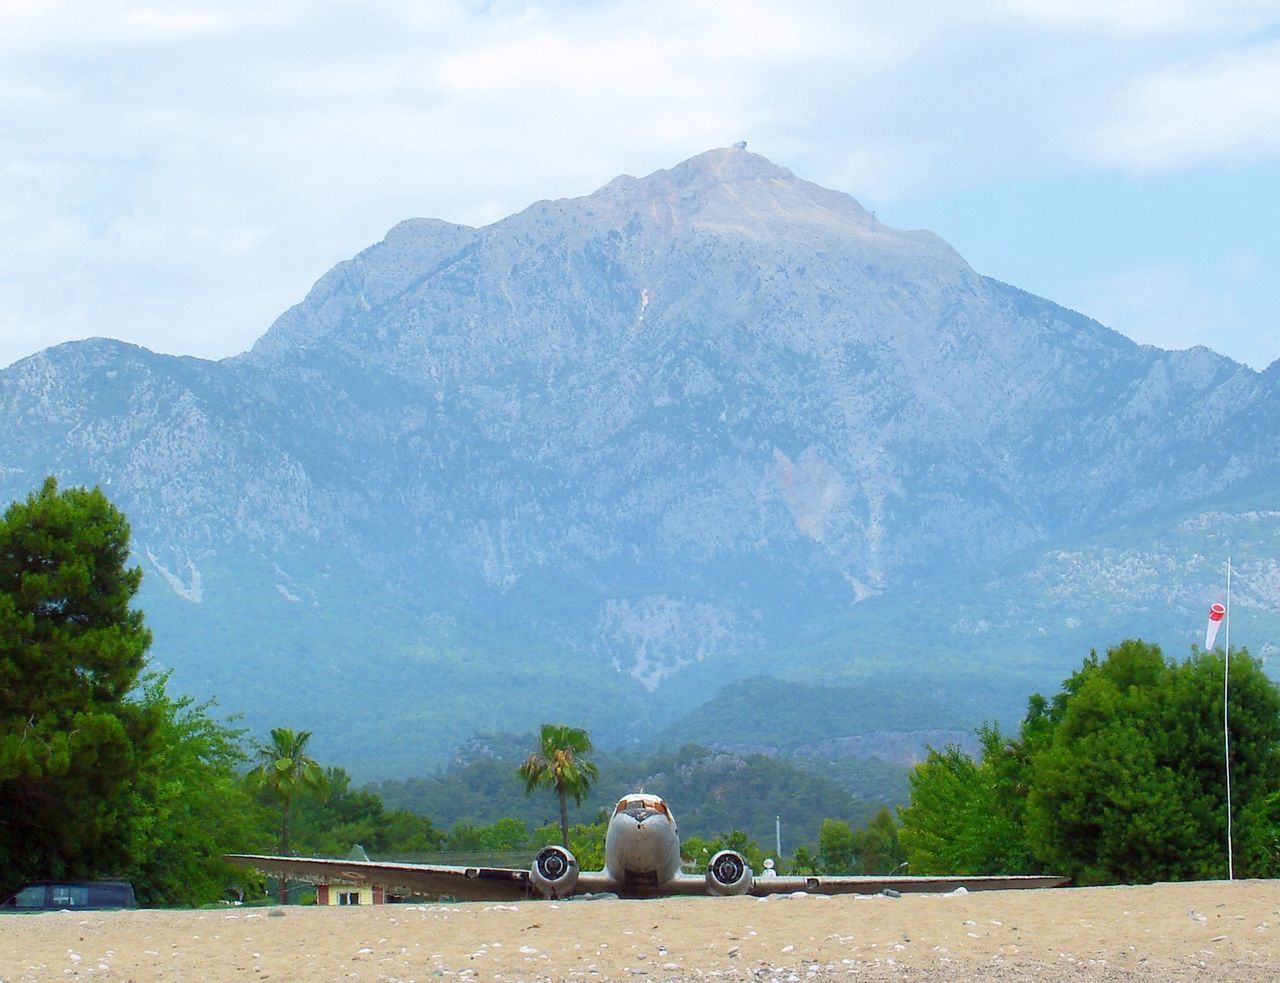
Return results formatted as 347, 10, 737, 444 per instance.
614, 795, 672, 820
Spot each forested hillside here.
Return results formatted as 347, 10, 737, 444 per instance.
376, 738, 906, 853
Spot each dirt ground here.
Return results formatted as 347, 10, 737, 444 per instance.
1, 879, 1277, 982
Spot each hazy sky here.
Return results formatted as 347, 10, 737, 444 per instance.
3, 0, 1278, 370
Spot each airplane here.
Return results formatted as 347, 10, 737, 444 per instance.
226, 792, 1068, 901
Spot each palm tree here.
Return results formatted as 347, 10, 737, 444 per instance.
518, 723, 599, 849
247, 727, 327, 901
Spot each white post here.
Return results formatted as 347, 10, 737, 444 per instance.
1224, 556, 1234, 881
776, 816, 782, 859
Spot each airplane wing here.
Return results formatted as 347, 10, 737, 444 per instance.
225, 854, 1068, 902
748, 873, 1070, 896
223, 855, 616, 902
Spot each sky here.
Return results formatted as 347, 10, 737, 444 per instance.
2, 0, 1278, 371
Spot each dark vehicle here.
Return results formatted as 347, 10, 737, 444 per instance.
0, 881, 137, 911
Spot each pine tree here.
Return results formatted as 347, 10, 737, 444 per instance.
0, 477, 156, 892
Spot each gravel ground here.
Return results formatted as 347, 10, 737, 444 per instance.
1, 879, 1276, 981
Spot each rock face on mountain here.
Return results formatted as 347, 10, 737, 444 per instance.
3, 147, 1277, 775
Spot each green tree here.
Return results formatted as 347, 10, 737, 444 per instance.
899, 639, 1280, 886
378, 808, 446, 855
898, 741, 1030, 875
1180, 647, 1280, 879
126, 674, 270, 906
246, 727, 327, 900
1238, 785, 1280, 876
291, 767, 382, 857
850, 807, 906, 874
818, 819, 857, 873
679, 834, 717, 871
0, 477, 158, 894
791, 845, 819, 874
518, 723, 599, 849
1026, 640, 1280, 884
290, 766, 444, 859
446, 817, 531, 855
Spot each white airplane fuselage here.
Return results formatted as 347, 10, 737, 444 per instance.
603, 795, 684, 893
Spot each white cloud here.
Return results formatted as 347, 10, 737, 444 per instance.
989, 0, 1280, 34
0, 0, 280, 50
1087, 40, 1280, 170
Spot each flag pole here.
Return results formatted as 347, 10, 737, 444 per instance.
1224, 556, 1233, 881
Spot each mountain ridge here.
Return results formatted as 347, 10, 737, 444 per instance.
2, 146, 1275, 776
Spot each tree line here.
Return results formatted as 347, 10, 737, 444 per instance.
898, 638, 1280, 884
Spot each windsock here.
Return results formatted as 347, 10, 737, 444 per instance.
1205, 602, 1226, 650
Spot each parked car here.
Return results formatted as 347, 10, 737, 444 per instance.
0, 881, 137, 911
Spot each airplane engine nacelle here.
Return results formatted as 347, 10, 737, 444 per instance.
706, 849, 753, 896
530, 845, 580, 898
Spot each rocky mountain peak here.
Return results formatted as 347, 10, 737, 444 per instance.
664, 144, 798, 187
247, 147, 976, 369
591, 145, 895, 246
598, 144, 793, 196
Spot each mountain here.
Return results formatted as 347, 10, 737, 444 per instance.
2, 147, 1277, 777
